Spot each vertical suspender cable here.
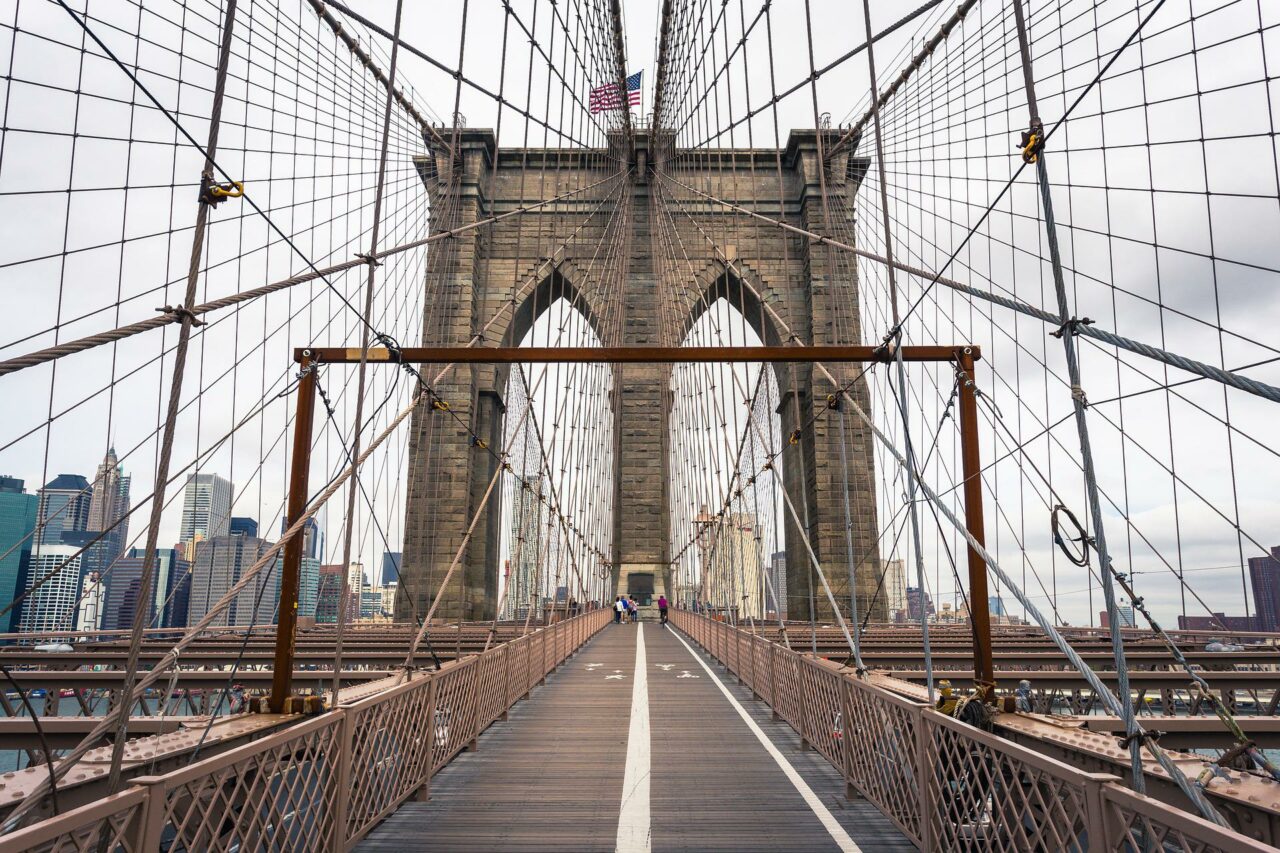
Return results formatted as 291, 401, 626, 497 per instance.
331, 0, 406, 707
1009, 0, 1144, 793
856, 0, 934, 700
98, 0, 240, 798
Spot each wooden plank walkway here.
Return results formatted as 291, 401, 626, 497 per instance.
357, 621, 915, 852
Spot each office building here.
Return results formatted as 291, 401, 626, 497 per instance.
107, 548, 193, 630
277, 517, 321, 619
380, 551, 402, 586
765, 551, 787, 617
503, 475, 543, 620
988, 595, 1007, 617
187, 531, 280, 627
316, 564, 346, 623
906, 587, 934, 622
347, 563, 366, 618
299, 556, 320, 619
1248, 546, 1280, 633
229, 517, 258, 538
360, 587, 383, 620
34, 474, 92, 549
102, 557, 147, 631
380, 583, 399, 618
1177, 612, 1258, 632
84, 449, 130, 576
280, 516, 322, 560
77, 571, 105, 632
179, 473, 232, 547
883, 559, 908, 618
19, 545, 83, 634
0, 476, 38, 632
695, 512, 764, 618
1099, 606, 1137, 629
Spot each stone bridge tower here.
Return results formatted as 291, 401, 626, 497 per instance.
398, 128, 887, 625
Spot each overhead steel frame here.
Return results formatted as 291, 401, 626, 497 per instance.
270, 344, 991, 711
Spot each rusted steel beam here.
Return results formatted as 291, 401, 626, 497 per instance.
271, 352, 317, 712
295, 344, 981, 364
885, 668, 1280, 692
956, 348, 995, 700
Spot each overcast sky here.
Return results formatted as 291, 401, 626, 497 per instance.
1, 0, 1276, 631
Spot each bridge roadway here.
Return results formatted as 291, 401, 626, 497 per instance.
357, 620, 912, 852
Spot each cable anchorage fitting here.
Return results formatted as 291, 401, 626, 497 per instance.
1018, 120, 1045, 164
1051, 316, 1094, 339
156, 304, 206, 327
355, 252, 382, 267
1119, 729, 1165, 750
198, 172, 245, 206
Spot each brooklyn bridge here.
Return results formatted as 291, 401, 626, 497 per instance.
0, 0, 1277, 850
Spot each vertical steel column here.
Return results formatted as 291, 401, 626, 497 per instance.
955, 349, 994, 700
271, 352, 317, 712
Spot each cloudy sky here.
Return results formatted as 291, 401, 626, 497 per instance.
1, 0, 1276, 631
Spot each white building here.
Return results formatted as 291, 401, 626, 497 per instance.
883, 559, 908, 618
699, 512, 764, 619
19, 545, 83, 635
77, 571, 105, 632
179, 473, 232, 545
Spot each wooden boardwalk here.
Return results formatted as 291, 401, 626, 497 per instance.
357, 621, 915, 852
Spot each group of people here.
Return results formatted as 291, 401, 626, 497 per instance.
612, 594, 670, 625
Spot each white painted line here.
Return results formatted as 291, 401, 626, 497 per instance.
668, 629, 862, 853
616, 622, 651, 853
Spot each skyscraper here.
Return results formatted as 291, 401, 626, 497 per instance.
380, 551, 402, 586
1247, 546, 1280, 633
699, 513, 764, 618
34, 474, 92, 549
179, 473, 232, 546
883, 559, 908, 618
84, 448, 130, 576
187, 530, 279, 627
108, 548, 193, 630
0, 477, 37, 632
906, 587, 934, 622
298, 554, 320, 619
229, 517, 258, 538
278, 516, 322, 619
765, 551, 787, 617
19, 545, 83, 634
315, 564, 345, 623
503, 475, 543, 620
101, 557, 146, 631
77, 571, 105, 632
280, 516, 322, 561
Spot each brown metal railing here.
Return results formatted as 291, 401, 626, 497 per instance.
671, 610, 1273, 853
0, 608, 610, 853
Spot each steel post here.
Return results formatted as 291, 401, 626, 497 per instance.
956, 349, 995, 700
271, 352, 317, 712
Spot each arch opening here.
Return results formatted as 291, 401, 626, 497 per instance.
668, 297, 785, 622
497, 295, 615, 621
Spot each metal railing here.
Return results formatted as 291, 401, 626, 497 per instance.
672, 610, 1274, 853
0, 609, 611, 853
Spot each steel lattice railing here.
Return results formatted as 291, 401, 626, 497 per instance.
0, 609, 610, 853
670, 610, 1273, 853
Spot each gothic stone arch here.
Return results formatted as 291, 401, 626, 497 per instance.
399, 128, 885, 623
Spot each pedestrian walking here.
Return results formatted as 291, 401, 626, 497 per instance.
613, 596, 625, 624
627, 595, 639, 623
657, 594, 669, 626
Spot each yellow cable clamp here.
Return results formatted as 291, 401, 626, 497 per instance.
209, 180, 245, 199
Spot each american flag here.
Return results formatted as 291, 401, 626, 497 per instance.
589, 70, 642, 114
